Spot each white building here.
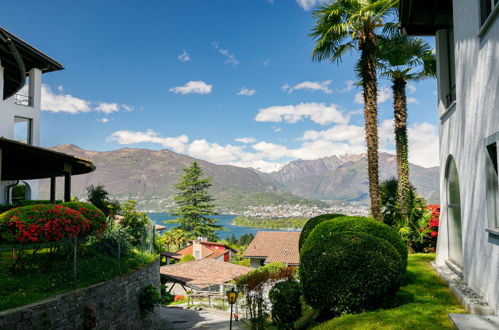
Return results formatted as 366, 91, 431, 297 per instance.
400, 0, 499, 315
0, 27, 94, 205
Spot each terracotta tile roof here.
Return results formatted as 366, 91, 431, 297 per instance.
160, 258, 252, 285
242, 231, 301, 265
161, 251, 183, 260
176, 244, 214, 258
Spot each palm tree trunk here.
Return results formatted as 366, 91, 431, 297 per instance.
360, 32, 381, 221
392, 77, 410, 221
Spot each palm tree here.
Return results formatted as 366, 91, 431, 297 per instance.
377, 23, 436, 220
310, 0, 397, 221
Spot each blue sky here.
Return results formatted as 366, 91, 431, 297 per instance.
4, 0, 438, 172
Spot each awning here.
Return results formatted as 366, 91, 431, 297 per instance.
399, 0, 453, 35
0, 138, 95, 180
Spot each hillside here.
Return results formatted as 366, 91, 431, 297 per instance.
39, 146, 439, 212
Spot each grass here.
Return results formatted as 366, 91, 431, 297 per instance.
0, 245, 156, 311
299, 254, 465, 330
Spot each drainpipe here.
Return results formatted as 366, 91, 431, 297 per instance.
5, 180, 19, 205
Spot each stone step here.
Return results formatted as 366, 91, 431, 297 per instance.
449, 313, 499, 330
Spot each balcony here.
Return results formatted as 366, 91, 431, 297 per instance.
14, 94, 33, 107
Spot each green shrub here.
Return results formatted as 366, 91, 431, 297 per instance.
87, 217, 133, 257
323, 216, 408, 270
160, 286, 174, 304
138, 284, 160, 318
180, 254, 195, 263
269, 280, 302, 329
299, 214, 343, 250
300, 229, 404, 316
61, 201, 107, 235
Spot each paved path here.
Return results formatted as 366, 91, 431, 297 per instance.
159, 306, 246, 329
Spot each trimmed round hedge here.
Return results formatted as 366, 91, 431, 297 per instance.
0, 204, 90, 244
322, 216, 408, 269
61, 201, 107, 235
269, 281, 302, 329
300, 229, 404, 315
299, 213, 344, 250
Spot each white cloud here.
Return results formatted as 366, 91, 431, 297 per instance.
212, 42, 240, 67
178, 50, 191, 62
295, 0, 327, 10
407, 83, 416, 94
408, 122, 439, 167
252, 142, 290, 160
273, 127, 282, 133
40, 85, 92, 114
107, 130, 189, 153
97, 118, 110, 124
407, 97, 419, 104
337, 80, 355, 93
188, 139, 243, 163
237, 87, 256, 96
354, 86, 393, 104
95, 102, 119, 114
282, 80, 332, 94
255, 102, 348, 125
302, 124, 365, 146
235, 137, 256, 144
169, 81, 213, 95
121, 104, 134, 112
57, 85, 64, 92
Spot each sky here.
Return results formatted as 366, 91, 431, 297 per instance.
3, 0, 439, 172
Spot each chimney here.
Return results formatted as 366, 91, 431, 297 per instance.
193, 239, 202, 260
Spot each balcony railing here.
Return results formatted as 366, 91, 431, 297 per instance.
446, 84, 456, 108
14, 94, 33, 107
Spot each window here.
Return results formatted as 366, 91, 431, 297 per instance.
194, 251, 200, 260
13, 117, 32, 144
445, 29, 456, 108
446, 157, 463, 268
481, 0, 499, 25
485, 138, 499, 229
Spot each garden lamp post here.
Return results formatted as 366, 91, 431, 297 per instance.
226, 287, 238, 330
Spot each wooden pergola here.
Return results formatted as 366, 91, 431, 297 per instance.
0, 138, 95, 202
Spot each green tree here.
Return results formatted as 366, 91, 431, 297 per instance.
310, 0, 397, 221
171, 162, 221, 240
86, 184, 120, 217
121, 200, 151, 246
377, 24, 436, 220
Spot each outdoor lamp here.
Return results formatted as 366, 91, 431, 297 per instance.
226, 288, 239, 329
226, 287, 238, 304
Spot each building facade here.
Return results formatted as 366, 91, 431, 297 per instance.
401, 0, 499, 314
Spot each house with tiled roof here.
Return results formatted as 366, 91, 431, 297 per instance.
242, 231, 300, 268
162, 237, 237, 264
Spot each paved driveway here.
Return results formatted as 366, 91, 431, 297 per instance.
159, 306, 246, 329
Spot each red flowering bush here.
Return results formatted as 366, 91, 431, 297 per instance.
427, 204, 440, 245
0, 204, 90, 244
61, 201, 107, 235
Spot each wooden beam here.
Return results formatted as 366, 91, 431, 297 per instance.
50, 176, 56, 203
64, 172, 71, 202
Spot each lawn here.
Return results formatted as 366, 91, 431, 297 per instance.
303, 254, 465, 329
0, 246, 156, 311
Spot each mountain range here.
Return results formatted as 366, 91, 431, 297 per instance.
39, 145, 439, 212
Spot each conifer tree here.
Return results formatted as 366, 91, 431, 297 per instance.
171, 162, 221, 240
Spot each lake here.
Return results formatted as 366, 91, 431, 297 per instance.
147, 213, 300, 239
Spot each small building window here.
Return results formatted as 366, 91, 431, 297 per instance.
13, 117, 32, 144
481, 0, 499, 25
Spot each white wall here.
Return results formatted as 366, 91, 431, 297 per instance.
435, 0, 499, 314
0, 61, 42, 204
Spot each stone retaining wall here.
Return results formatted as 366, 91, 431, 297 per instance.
0, 258, 160, 330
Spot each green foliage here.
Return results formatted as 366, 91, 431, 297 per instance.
138, 284, 160, 318
380, 178, 430, 252
0, 200, 63, 214
180, 254, 195, 263
310, 254, 465, 329
321, 216, 408, 270
61, 201, 107, 235
236, 263, 294, 330
299, 214, 344, 250
86, 184, 120, 217
121, 200, 152, 246
300, 226, 404, 316
269, 281, 302, 329
12, 184, 27, 200
232, 216, 307, 229
171, 162, 222, 240
87, 217, 133, 257
160, 285, 174, 304
161, 228, 189, 251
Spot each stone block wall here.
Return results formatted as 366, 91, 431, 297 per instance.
0, 258, 160, 330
